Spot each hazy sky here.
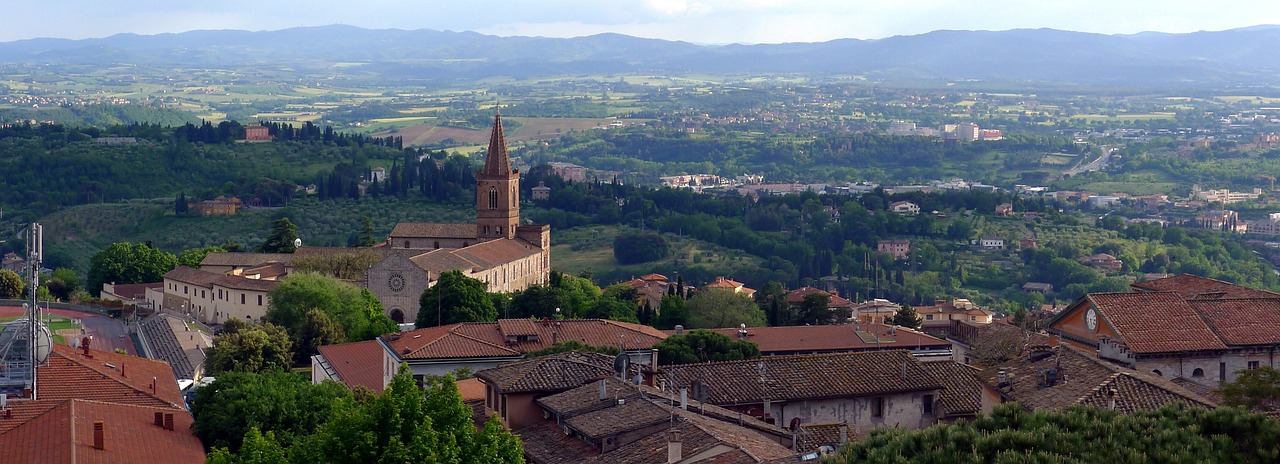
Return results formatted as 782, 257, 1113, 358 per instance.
5, 0, 1279, 44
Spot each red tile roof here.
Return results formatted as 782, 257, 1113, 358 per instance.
0, 399, 204, 463
385, 319, 667, 360
104, 282, 162, 300
785, 287, 855, 308
1189, 298, 1280, 346
389, 222, 477, 239
1086, 292, 1227, 353
702, 324, 950, 355
475, 352, 613, 394
451, 238, 541, 268
919, 361, 985, 417
456, 378, 487, 402
38, 344, 186, 409
662, 351, 941, 405
316, 339, 389, 394
1131, 273, 1280, 299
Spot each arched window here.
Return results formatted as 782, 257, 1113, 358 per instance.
404, 240, 410, 248
488, 187, 498, 209
433, 241, 440, 249
389, 309, 405, 324
1192, 368, 1204, 377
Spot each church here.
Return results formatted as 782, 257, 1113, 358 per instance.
368, 113, 551, 324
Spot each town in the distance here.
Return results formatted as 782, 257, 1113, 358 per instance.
4, 25, 1280, 464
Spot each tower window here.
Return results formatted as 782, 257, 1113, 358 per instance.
489, 187, 498, 209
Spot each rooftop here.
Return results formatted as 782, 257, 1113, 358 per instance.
1084, 292, 1227, 353
385, 319, 667, 361
662, 350, 941, 405
701, 324, 950, 356
982, 344, 1215, 412
475, 352, 614, 394
389, 222, 478, 240
316, 339, 388, 394
1130, 273, 1280, 299
0, 399, 205, 463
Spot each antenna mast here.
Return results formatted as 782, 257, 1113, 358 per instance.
27, 223, 42, 400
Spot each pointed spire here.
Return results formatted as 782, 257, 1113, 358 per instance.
482, 111, 511, 177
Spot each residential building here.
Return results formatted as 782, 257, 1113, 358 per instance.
1245, 212, 1280, 236
1, 252, 24, 272
1077, 253, 1123, 271
192, 196, 240, 216
703, 276, 755, 297
916, 299, 992, 337
889, 201, 920, 215
0, 344, 204, 462
994, 203, 1013, 216
546, 162, 587, 182
784, 287, 857, 323
982, 343, 1215, 412
1192, 185, 1263, 204
852, 298, 901, 325
531, 181, 551, 200
978, 237, 1005, 250
1022, 282, 1053, 294
161, 266, 277, 324
703, 323, 952, 361
661, 351, 946, 433
244, 124, 270, 142
312, 318, 667, 390
1046, 274, 1280, 389
1017, 238, 1038, 250
877, 239, 910, 260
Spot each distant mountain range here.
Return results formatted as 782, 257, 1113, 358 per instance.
5, 25, 1280, 89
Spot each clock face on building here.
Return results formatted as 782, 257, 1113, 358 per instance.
388, 273, 406, 293
1085, 308, 1098, 332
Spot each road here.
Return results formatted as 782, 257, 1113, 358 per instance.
1064, 146, 1117, 177
0, 306, 136, 355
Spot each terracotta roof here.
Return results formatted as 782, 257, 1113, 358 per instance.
981, 344, 1215, 412
451, 238, 541, 269
702, 324, 950, 355
198, 252, 294, 267
475, 352, 614, 394
104, 282, 161, 300
662, 351, 941, 405
0, 399, 204, 463
456, 378, 486, 402
481, 113, 512, 177
785, 287, 855, 308
317, 340, 389, 394
920, 361, 985, 417
1130, 273, 1280, 299
565, 396, 671, 439
640, 273, 668, 282
535, 376, 633, 417
408, 249, 480, 275
212, 273, 278, 293
1189, 298, 1280, 346
385, 319, 666, 360
795, 423, 852, 453
1086, 292, 1227, 353
38, 344, 186, 409
497, 318, 539, 336
389, 222, 477, 239
162, 266, 221, 286
239, 262, 288, 279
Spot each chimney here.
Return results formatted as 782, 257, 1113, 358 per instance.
154, 412, 164, 427
1107, 388, 1118, 411
667, 430, 682, 464
164, 413, 175, 431
650, 348, 659, 369
679, 388, 688, 410
120, 363, 125, 378
598, 379, 607, 401
93, 421, 105, 450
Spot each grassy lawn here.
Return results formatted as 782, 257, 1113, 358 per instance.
0, 315, 81, 344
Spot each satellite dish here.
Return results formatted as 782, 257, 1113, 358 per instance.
68, 336, 81, 348
613, 353, 630, 376
293, 238, 302, 248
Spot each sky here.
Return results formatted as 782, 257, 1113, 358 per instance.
4, 0, 1280, 44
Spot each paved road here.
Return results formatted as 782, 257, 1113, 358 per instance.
0, 306, 136, 355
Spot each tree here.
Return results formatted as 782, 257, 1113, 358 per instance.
583, 296, 638, 323
834, 403, 1280, 463
755, 281, 787, 327
86, 242, 177, 297
792, 292, 832, 325
653, 295, 689, 330
192, 371, 353, 453
206, 427, 288, 464
206, 320, 293, 374
356, 216, 377, 247
684, 289, 766, 329
613, 231, 669, 264
265, 272, 394, 342
177, 245, 226, 268
417, 270, 497, 328
43, 268, 82, 301
0, 269, 24, 299
893, 304, 922, 329
655, 330, 761, 365
258, 217, 299, 253
293, 309, 347, 366
1220, 366, 1280, 411
174, 192, 188, 215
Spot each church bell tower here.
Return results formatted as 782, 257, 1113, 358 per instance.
476, 112, 520, 240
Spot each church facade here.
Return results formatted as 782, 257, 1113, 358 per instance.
371, 113, 551, 324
